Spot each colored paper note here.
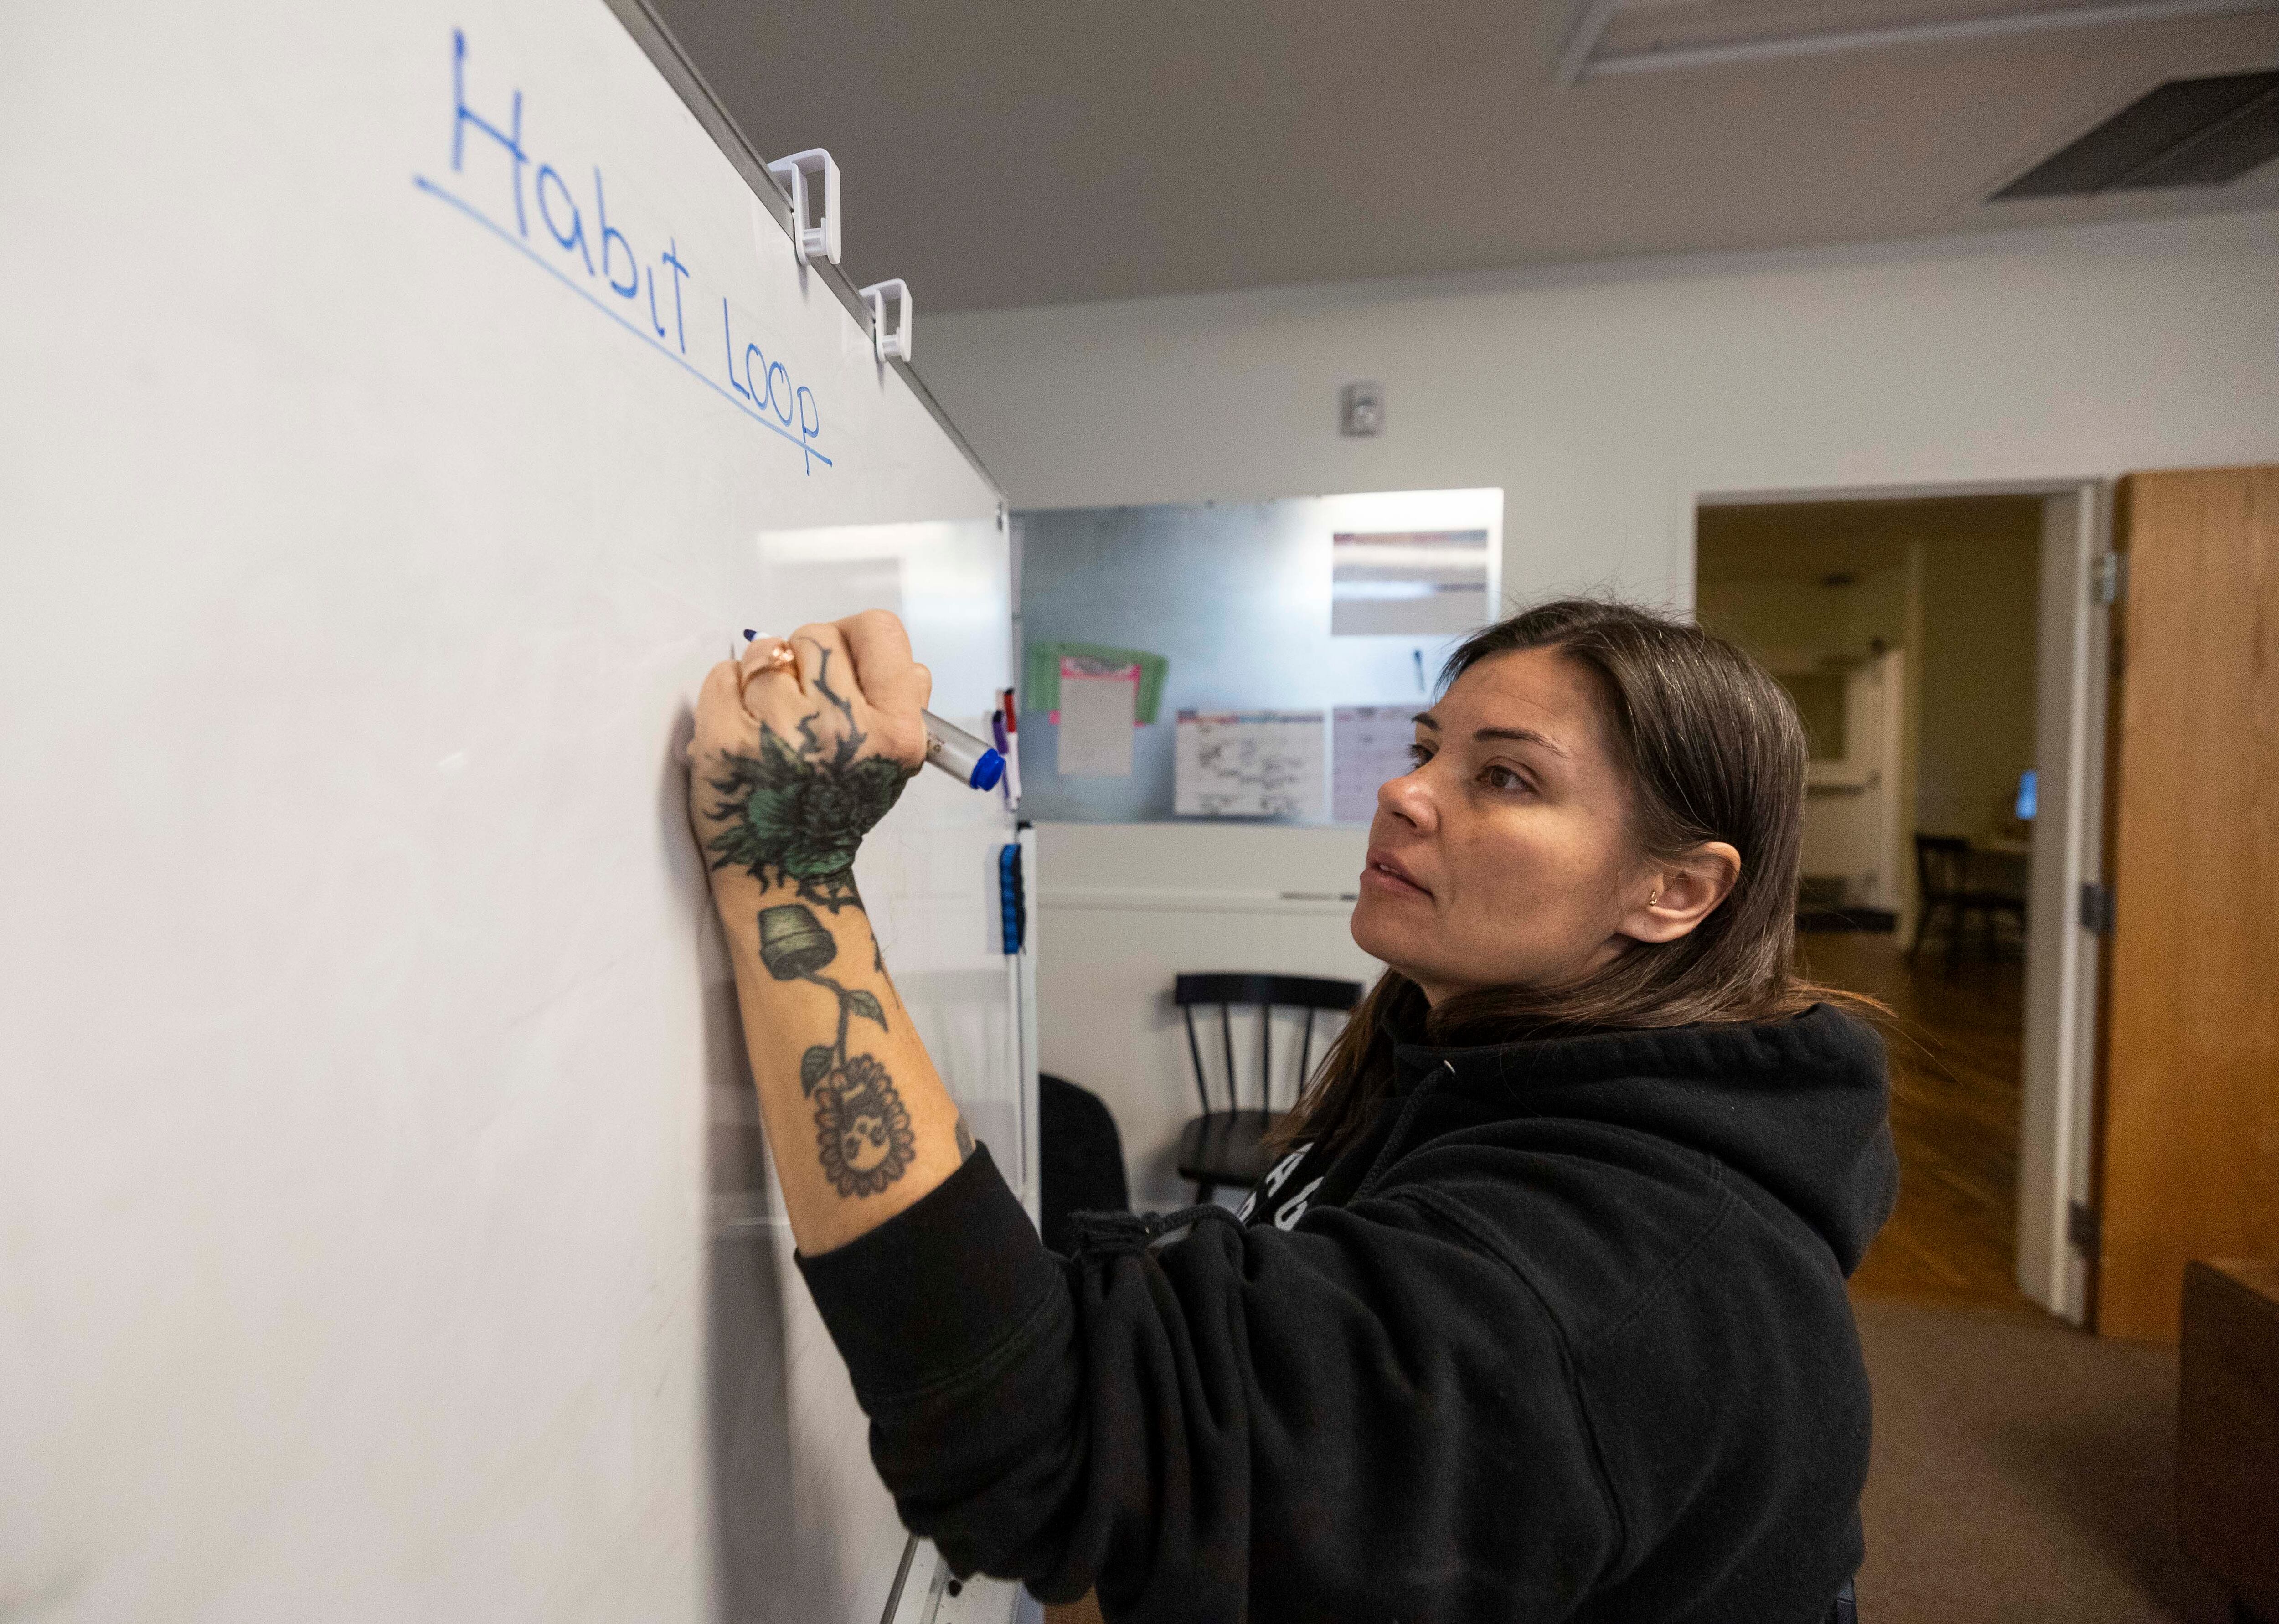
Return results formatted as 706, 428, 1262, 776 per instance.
1025, 642, 1169, 724
1055, 657, 1139, 778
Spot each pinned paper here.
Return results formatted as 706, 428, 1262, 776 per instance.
1331, 530, 1490, 635
1175, 711, 1325, 819
1332, 706, 1417, 824
1026, 642, 1168, 724
1055, 656, 1139, 778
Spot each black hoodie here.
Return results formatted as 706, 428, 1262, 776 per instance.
799, 1003, 1897, 1624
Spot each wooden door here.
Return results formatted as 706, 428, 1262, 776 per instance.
2095, 467, 2279, 1342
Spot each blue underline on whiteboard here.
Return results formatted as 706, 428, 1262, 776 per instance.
412, 175, 832, 471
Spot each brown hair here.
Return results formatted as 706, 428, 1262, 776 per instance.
1276, 597, 1866, 1160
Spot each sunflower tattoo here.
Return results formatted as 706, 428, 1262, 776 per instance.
756, 902, 915, 1198
704, 649, 912, 913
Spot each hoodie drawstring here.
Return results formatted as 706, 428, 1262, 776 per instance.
1062, 1202, 1243, 1262
1353, 1060, 1454, 1201
1063, 1058, 1453, 1255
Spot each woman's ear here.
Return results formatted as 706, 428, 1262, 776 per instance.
1618, 841, 1742, 945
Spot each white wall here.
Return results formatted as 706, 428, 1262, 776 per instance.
1035, 824, 1379, 1211
954, 208, 2279, 1213
1695, 570, 1909, 681
927, 208, 2279, 604
1915, 533, 2044, 838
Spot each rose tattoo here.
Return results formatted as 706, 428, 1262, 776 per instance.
705, 649, 912, 913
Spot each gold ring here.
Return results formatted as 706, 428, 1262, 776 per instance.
737, 637, 798, 700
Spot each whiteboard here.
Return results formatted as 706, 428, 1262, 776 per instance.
0, 3, 1021, 1619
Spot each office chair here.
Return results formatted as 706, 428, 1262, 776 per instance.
1038, 1072, 1129, 1254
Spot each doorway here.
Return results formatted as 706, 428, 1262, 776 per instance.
1695, 488, 2108, 1319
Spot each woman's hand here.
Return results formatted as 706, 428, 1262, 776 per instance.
689, 611, 933, 913
689, 611, 966, 1251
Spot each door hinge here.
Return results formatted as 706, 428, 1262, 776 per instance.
2068, 1200, 2102, 1262
2092, 551, 2129, 607
2079, 880, 2116, 936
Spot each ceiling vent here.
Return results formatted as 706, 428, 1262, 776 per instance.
1994, 71, 2279, 199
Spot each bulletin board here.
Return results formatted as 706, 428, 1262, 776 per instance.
1014, 489, 1503, 822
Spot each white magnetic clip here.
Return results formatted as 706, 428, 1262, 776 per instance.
764, 149, 841, 266
859, 278, 913, 363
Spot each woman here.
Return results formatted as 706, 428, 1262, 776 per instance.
686, 598, 1895, 1624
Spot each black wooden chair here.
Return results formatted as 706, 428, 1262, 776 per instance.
1908, 833, 2026, 972
1174, 973, 1363, 1203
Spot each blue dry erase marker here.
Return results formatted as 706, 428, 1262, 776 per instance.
737, 629, 1004, 793
920, 711, 1006, 792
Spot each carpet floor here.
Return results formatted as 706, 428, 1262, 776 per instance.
1046, 1298, 2224, 1622
1854, 1296, 2226, 1624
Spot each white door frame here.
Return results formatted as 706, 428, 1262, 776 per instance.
1696, 478, 2111, 1324
1858, 645, 1908, 915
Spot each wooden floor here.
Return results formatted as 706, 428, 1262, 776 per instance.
1799, 930, 2034, 1312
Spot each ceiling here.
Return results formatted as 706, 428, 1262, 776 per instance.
1695, 494, 2045, 581
652, 0, 2279, 311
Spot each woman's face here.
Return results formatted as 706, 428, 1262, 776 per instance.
1350, 646, 1713, 1005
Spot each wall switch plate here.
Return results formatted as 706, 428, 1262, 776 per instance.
1339, 381, 1384, 437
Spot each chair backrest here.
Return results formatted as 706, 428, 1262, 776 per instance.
1036, 1073, 1129, 1251
1913, 832, 1972, 900
1173, 973, 1364, 1119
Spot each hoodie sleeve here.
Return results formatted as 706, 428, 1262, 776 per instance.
794, 1147, 1620, 1624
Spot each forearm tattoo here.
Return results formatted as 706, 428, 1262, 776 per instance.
704, 648, 911, 914
702, 645, 932, 1196
757, 903, 917, 1197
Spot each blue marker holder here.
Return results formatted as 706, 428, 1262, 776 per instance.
998, 843, 1025, 955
